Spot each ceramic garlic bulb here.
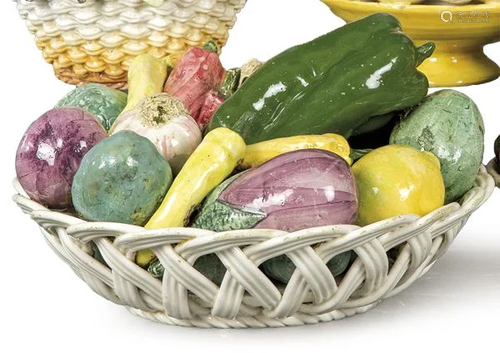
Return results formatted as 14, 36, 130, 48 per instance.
112, 93, 202, 174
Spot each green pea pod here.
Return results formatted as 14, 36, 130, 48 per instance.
208, 13, 434, 144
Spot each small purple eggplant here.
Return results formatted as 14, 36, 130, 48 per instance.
192, 149, 358, 231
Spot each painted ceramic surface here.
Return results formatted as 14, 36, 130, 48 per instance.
56, 83, 127, 131
390, 90, 484, 203
15, 107, 107, 209
72, 131, 172, 225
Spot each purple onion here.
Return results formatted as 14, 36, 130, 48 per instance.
15, 107, 107, 209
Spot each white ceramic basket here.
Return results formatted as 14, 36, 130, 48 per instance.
14, 0, 246, 88
13, 166, 494, 328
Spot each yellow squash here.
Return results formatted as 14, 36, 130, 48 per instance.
112, 53, 168, 128
352, 145, 445, 226
241, 133, 351, 169
136, 127, 246, 266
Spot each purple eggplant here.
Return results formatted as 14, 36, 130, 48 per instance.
193, 149, 358, 231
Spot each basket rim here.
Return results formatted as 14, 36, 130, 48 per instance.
12, 165, 495, 236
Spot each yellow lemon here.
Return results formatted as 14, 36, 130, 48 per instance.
352, 145, 445, 226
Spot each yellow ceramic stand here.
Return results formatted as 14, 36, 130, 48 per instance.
321, 0, 500, 87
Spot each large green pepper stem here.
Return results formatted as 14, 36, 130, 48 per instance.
219, 68, 241, 99
416, 42, 436, 67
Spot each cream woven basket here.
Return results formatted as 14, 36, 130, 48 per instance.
14, 0, 246, 88
12, 166, 494, 328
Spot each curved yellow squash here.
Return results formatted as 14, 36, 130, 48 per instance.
136, 127, 246, 266
110, 54, 168, 134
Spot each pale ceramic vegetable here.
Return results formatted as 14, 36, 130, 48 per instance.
72, 131, 172, 225
239, 58, 264, 86
111, 93, 201, 174
55, 83, 127, 131
136, 127, 246, 267
390, 89, 484, 203
15, 107, 107, 209
353, 145, 445, 226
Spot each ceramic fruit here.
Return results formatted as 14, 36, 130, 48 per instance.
72, 131, 173, 226
15, 107, 107, 209
118, 54, 168, 115
55, 83, 127, 131
137, 127, 246, 267
352, 145, 445, 226
390, 89, 484, 203
190, 149, 358, 284
164, 43, 225, 128
241, 133, 352, 169
193, 149, 358, 232
111, 93, 202, 174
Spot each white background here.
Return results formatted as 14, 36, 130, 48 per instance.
1, 0, 499, 352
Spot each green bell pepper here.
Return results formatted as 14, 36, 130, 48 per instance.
208, 13, 434, 144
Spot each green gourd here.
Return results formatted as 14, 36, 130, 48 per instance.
72, 131, 173, 225
56, 83, 127, 131
390, 89, 484, 203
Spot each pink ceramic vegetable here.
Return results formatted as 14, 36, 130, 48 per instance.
164, 43, 225, 127
197, 90, 225, 130
15, 107, 107, 208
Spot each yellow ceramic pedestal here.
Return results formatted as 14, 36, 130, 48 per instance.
321, 0, 500, 87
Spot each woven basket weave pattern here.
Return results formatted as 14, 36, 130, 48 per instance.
13, 167, 494, 328
15, 0, 245, 88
